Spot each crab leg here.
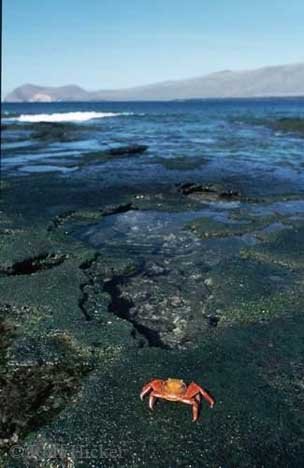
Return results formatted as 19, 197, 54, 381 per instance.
179, 397, 200, 422
192, 400, 199, 422
185, 382, 215, 408
148, 393, 158, 410
140, 382, 153, 400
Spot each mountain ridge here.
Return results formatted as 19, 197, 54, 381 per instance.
4, 62, 304, 102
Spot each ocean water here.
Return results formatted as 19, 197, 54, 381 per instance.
2, 99, 304, 194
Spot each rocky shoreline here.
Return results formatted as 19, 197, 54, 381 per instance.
1, 166, 304, 467
1, 106, 304, 466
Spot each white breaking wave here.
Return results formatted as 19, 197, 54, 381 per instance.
12, 111, 133, 123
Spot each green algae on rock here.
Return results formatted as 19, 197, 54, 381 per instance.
241, 223, 304, 270
9, 314, 304, 468
186, 215, 277, 239
0, 234, 138, 461
0, 331, 92, 453
204, 256, 304, 325
0, 180, 10, 192
270, 117, 304, 136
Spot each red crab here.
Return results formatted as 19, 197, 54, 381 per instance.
140, 378, 215, 421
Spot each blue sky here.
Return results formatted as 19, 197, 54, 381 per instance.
2, 0, 304, 95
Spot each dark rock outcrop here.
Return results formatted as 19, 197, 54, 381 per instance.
177, 182, 242, 201
104, 144, 148, 156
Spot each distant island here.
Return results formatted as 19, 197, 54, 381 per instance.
4, 62, 304, 102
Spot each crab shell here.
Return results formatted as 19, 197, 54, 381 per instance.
162, 378, 187, 398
